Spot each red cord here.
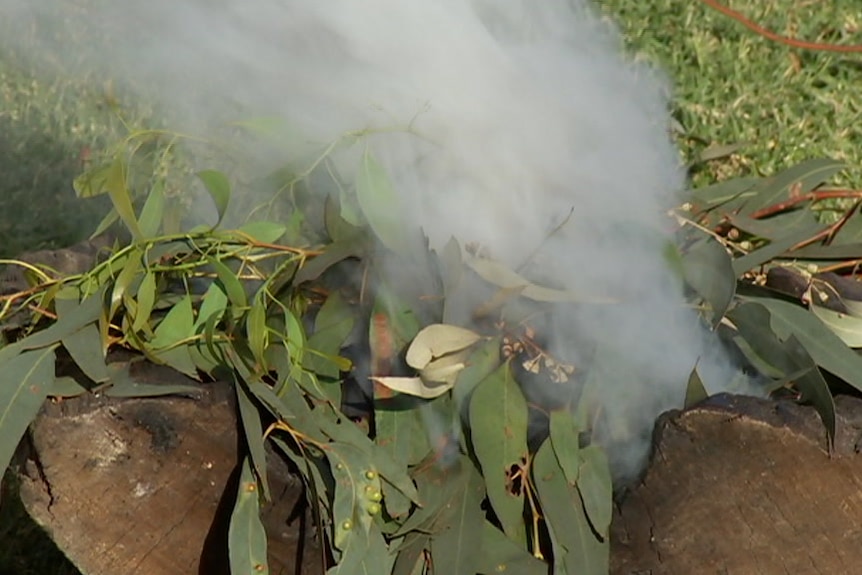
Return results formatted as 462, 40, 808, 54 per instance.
700, 0, 862, 53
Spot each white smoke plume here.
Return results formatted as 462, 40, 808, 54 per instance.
1, 0, 752, 480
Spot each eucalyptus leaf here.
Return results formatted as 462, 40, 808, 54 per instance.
104, 155, 143, 239
355, 150, 408, 254
532, 439, 608, 575
466, 255, 614, 304
810, 304, 862, 348
228, 457, 269, 575
405, 323, 481, 370
744, 296, 862, 393
784, 335, 836, 448
237, 221, 287, 244
577, 444, 613, 537
681, 234, 735, 325
477, 520, 547, 575
197, 169, 231, 228
549, 409, 581, 486
741, 158, 845, 216
429, 463, 485, 575
103, 360, 201, 397
236, 381, 271, 500
469, 362, 528, 543
732, 224, 823, 277
133, 271, 158, 333
138, 180, 166, 238
0, 346, 56, 475
684, 364, 709, 408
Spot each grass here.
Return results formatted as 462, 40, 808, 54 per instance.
598, 0, 862, 187
0, 0, 861, 572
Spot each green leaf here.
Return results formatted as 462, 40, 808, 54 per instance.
741, 158, 846, 216
197, 170, 231, 228
429, 463, 485, 575
19, 286, 106, 351
109, 249, 142, 318
48, 376, 88, 398
0, 347, 56, 474
207, 257, 248, 312
744, 296, 862, 393
133, 271, 158, 333
61, 323, 109, 384
533, 439, 608, 575
549, 409, 581, 486
104, 155, 143, 239
294, 235, 367, 284
324, 194, 363, 243
326, 442, 382, 551
237, 221, 287, 244
477, 521, 547, 575
784, 335, 836, 448
375, 401, 432, 469
246, 296, 269, 366
103, 360, 201, 397
682, 234, 735, 326
151, 295, 195, 349
355, 149, 408, 253
684, 364, 709, 408
228, 457, 269, 575
195, 281, 228, 329
468, 362, 528, 543
452, 337, 501, 414
732, 224, 823, 277
810, 304, 862, 348
576, 444, 613, 537
317, 411, 420, 504
236, 381, 271, 500
138, 180, 166, 238
688, 176, 758, 210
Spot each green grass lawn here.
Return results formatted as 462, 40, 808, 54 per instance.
599, 0, 862, 186
1, 1, 861, 572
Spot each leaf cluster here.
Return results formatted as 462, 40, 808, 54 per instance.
4, 124, 859, 574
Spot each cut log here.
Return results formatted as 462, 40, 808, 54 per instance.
611, 393, 862, 575
15, 361, 323, 575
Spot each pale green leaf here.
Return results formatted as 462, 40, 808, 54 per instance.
466, 255, 614, 304
138, 180, 165, 238
197, 169, 231, 228
355, 150, 408, 253
405, 323, 481, 370
810, 304, 862, 348
237, 221, 286, 244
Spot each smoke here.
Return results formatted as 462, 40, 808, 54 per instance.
1, 0, 753, 480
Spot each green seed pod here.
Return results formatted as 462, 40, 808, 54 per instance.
366, 502, 381, 515
365, 470, 377, 480
341, 520, 352, 531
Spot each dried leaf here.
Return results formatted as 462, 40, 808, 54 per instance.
405, 323, 481, 370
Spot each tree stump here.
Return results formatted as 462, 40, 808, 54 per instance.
612, 393, 862, 575
14, 361, 323, 575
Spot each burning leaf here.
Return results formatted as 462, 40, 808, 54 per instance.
405, 323, 482, 371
